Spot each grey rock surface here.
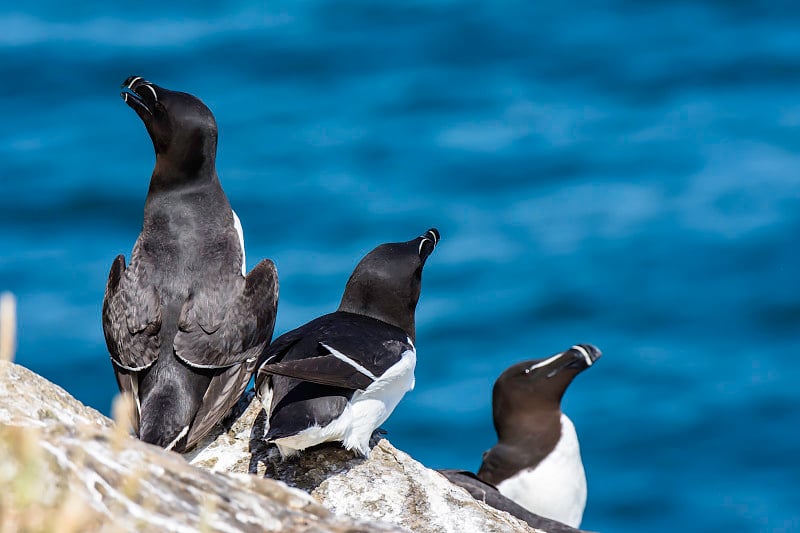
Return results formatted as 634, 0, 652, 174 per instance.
0, 361, 401, 533
188, 392, 542, 533
0, 361, 566, 533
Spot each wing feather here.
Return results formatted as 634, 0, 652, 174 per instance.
174, 259, 278, 369
173, 258, 278, 450
102, 254, 161, 372
182, 360, 256, 451
258, 354, 375, 391
255, 313, 412, 396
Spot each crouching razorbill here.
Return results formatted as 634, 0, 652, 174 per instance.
102, 76, 279, 452
444, 344, 601, 528
256, 228, 440, 458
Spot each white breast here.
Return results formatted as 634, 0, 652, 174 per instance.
231, 209, 246, 276
496, 414, 587, 528
273, 347, 417, 458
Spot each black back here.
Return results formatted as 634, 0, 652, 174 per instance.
262, 312, 413, 439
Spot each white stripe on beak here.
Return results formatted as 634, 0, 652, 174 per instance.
525, 351, 566, 373
571, 345, 593, 367
142, 84, 158, 103
418, 237, 431, 255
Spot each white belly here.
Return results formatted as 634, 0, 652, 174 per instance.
496, 414, 587, 528
274, 348, 416, 458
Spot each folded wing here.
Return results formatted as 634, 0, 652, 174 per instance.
102, 254, 162, 372
257, 313, 412, 392
174, 259, 278, 369
173, 258, 279, 448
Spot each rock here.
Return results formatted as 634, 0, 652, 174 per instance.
0, 361, 402, 533
187, 392, 545, 533
0, 361, 568, 533
0, 360, 111, 431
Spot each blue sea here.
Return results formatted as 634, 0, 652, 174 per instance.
2, 1, 799, 531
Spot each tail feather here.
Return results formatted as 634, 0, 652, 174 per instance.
138, 378, 202, 451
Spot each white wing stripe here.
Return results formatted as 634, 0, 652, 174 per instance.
164, 425, 189, 451
321, 343, 378, 380
131, 377, 141, 418
174, 351, 240, 369
113, 360, 156, 372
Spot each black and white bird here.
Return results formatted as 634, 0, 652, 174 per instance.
255, 228, 439, 458
102, 76, 278, 453
444, 344, 601, 528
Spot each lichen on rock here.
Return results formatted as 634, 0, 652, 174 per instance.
0, 361, 402, 533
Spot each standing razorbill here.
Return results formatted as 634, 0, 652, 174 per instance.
255, 228, 439, 458
471, 344, 602, 528
102, 76, 278, 453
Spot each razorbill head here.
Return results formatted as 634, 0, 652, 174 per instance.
476, 344, 601, 528
255, 228, 439, 458
121, 75, 218, 183
102, 76, 279, 453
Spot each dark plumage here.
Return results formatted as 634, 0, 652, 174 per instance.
446, 344, 601, 528
102, 76, 278, 452
256, 229, 439, 457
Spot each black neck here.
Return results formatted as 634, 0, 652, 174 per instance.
337, 298, 416, 341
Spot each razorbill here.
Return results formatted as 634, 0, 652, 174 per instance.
438, 469, 586, 533
255, 228, 440, 458
472, 344, 602, 528
102, 76, 279, 453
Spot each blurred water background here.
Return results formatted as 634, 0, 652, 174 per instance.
2, 1, 799, 531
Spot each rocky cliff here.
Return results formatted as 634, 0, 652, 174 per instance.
0, 360, 557, 532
